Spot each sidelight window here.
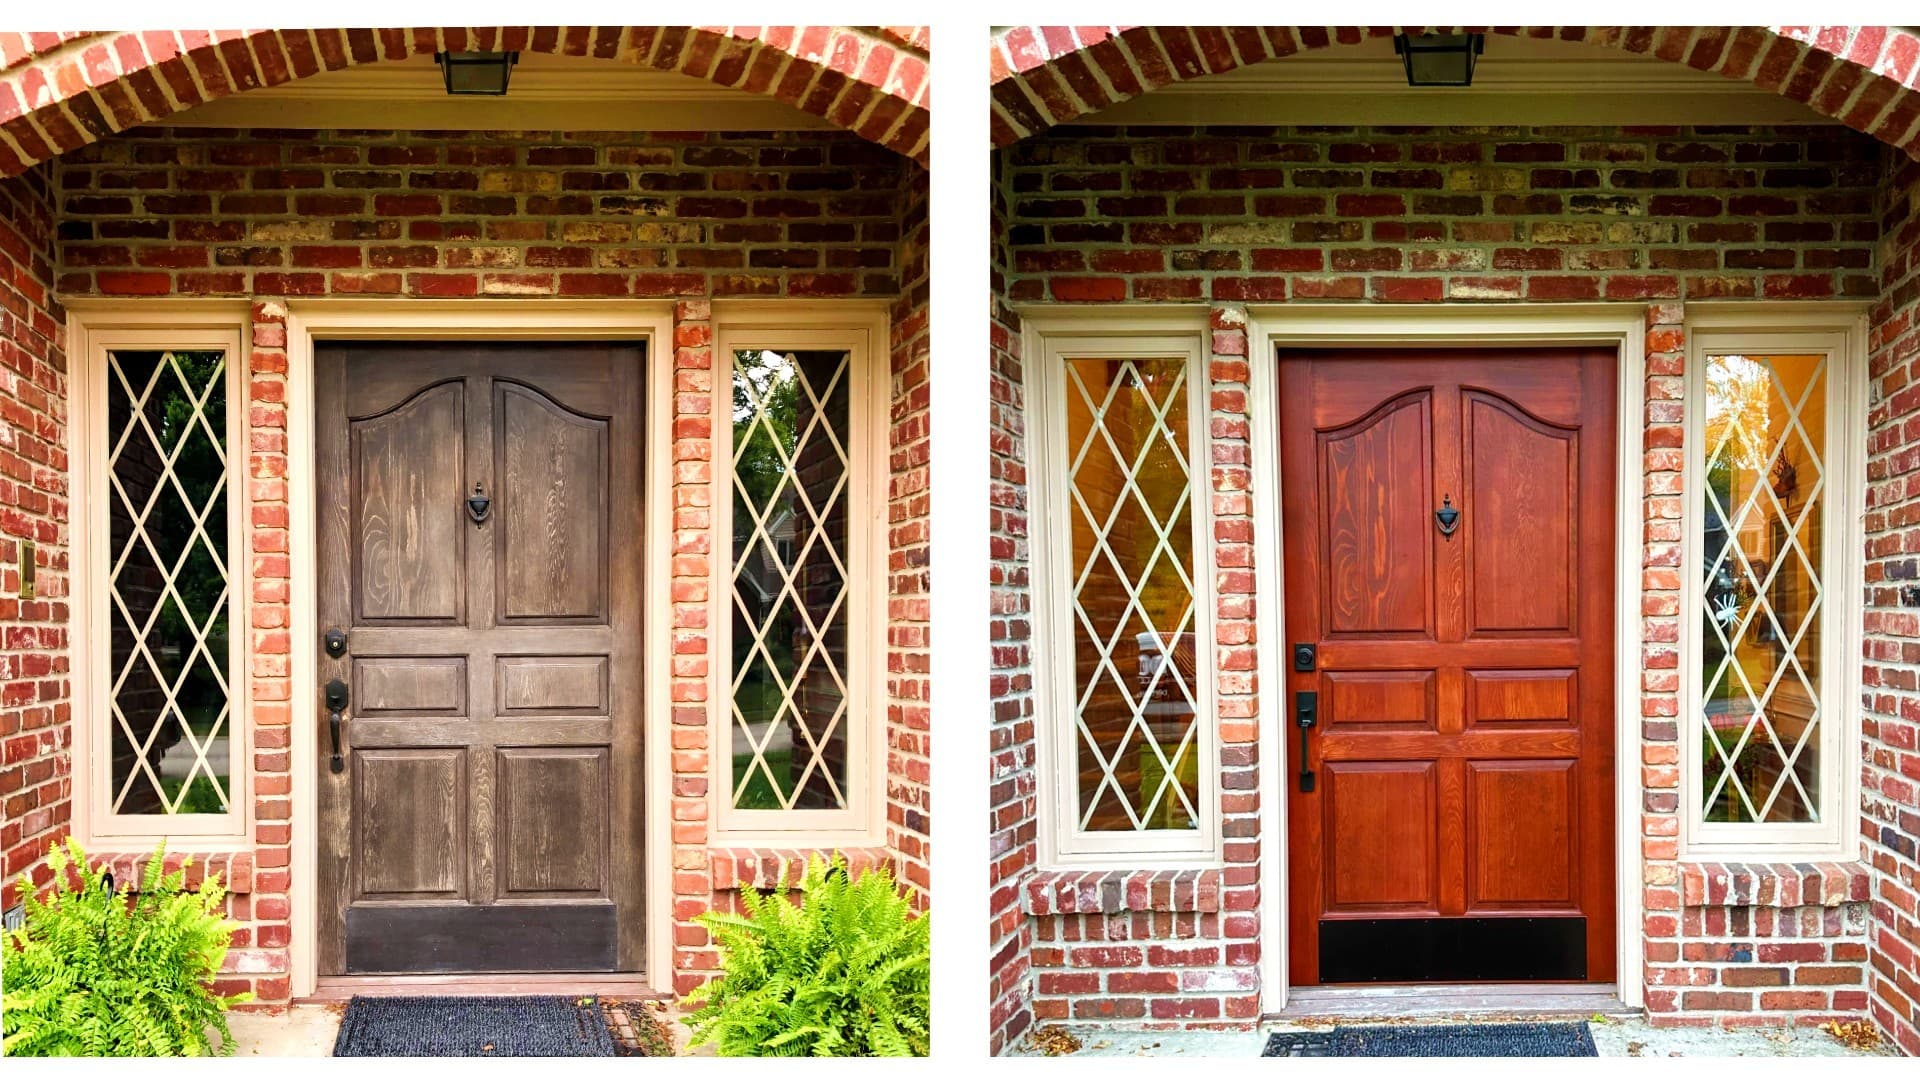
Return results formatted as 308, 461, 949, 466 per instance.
1684, 315, 1863, 857
714, 313, 884, 837
1030, 328, 1215, 863
74, 317, 249, 839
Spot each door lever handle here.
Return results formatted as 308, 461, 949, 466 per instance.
325, 678, 349, 774
1295, 690, 1317, 793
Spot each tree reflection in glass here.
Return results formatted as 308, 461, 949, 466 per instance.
1700, 353, 1825, 823
106, 350, 231, 816
729, 348, 852, 812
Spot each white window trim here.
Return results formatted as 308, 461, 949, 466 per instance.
67, 301, 253, 845
1680, 303, 1868, 861
1023, 310, 1221, 867
709, 300, 890, 845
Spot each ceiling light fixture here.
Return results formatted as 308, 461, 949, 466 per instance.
435, 50, 519, 96
1392, 32, 1484, 87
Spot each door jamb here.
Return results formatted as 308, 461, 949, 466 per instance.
284, 300, 676, 998
1244, 303, 1648, 1015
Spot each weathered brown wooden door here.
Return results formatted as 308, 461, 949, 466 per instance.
316, 342, 644, 975
1281, 347, 1616, 985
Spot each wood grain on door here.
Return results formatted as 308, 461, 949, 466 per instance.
316, 342, 644, 975
1281, 347, 1617, 985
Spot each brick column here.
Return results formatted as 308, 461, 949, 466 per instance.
987, 163, 1038, 1048
237, 299, 292, 1001
0, 168, 70, 911
1209, 303, 1262, 1021
668, 299, 717, 995
1862, 153, 1920, 1057
886, 167, 932, 901
1640, 303, 1688, 1015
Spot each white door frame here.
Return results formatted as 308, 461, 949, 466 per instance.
283, 300, 676, 998
1244, 303, 1649, 1014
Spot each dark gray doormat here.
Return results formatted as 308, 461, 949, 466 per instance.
1264, 1021, 1598, 1057
332, 995, 617, 1057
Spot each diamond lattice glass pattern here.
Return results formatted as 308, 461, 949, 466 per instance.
106, 350, 232, 815
1700, 352, 1826, 824
1066, 358, 1199, 832
729, 349, 852, 811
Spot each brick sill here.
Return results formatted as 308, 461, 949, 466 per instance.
1022, 867, 1224, 916
68, 847, 256, 893
709, 845, 891, 891
1678, 860, 1871, 908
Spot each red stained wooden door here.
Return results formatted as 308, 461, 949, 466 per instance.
1281, 347, 1617, 985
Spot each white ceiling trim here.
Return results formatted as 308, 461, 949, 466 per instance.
1074, 38, 1833, 129
159, 56, 830, 131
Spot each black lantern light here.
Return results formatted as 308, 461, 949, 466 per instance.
435, 50, 519, 96
1392, 32, 1484, 87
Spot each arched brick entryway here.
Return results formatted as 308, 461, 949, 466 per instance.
987, 22, 1920, 1057
0, 26, 930, 174
989, 26, 1920, 155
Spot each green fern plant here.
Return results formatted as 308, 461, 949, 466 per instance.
681, 853, 929, 1056
1, 838, 252, 1056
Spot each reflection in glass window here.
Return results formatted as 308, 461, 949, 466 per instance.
729, 349, 852, 811
105, 350, 232, 815
1699, 352, 1825, 823
1064, 358, 1198, 831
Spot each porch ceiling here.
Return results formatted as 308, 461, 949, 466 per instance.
1078, 36, 1831, 128
159, 52, 837, 133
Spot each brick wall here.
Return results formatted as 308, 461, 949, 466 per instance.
52, 128, 908, 301
1002, 125, 1880, 307
0, 166, 69, 913
990, 122, 1900, 1043
5, 124, 927, 1003
988, 148, 1037, 1053
1864, 148, 1920, 1056
886, 168, 932, 901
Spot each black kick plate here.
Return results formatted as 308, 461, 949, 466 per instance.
346, 903, 619, 974
1320, 916, 1586, 983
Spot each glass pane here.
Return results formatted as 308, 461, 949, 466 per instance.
729, 349, 852, 811
1066, 358, 1199, 832
106, 350, 231, 816
1700, 352, 1824, 824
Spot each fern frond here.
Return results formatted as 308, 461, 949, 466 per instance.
1, 839, 251, 1057
679, 851, 930, 1057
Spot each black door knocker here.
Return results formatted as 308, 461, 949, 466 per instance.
466, 482, 491, 524
1435, 494, 1461, 537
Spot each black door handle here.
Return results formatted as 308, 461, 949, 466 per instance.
325, 678, 349, 773
1295, 690, 1317, 793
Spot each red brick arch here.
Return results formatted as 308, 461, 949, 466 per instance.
0, 26, 930, 176
990, 26, 1920, 156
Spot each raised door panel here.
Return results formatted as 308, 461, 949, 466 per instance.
1319, 393, 1433, 638
1466, 759, 1577, 910
353, 749, 467, 900
1466, 669, 1576, 729
351, 382, 465, 623
496, 748, 609, 898
498, 656, 610, 715
496, 382, 609, 623
1324, 761, 1438, 911
1324, 670, 1436, 731
353, 656, 467, 717
1465, 392, 1576, 635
